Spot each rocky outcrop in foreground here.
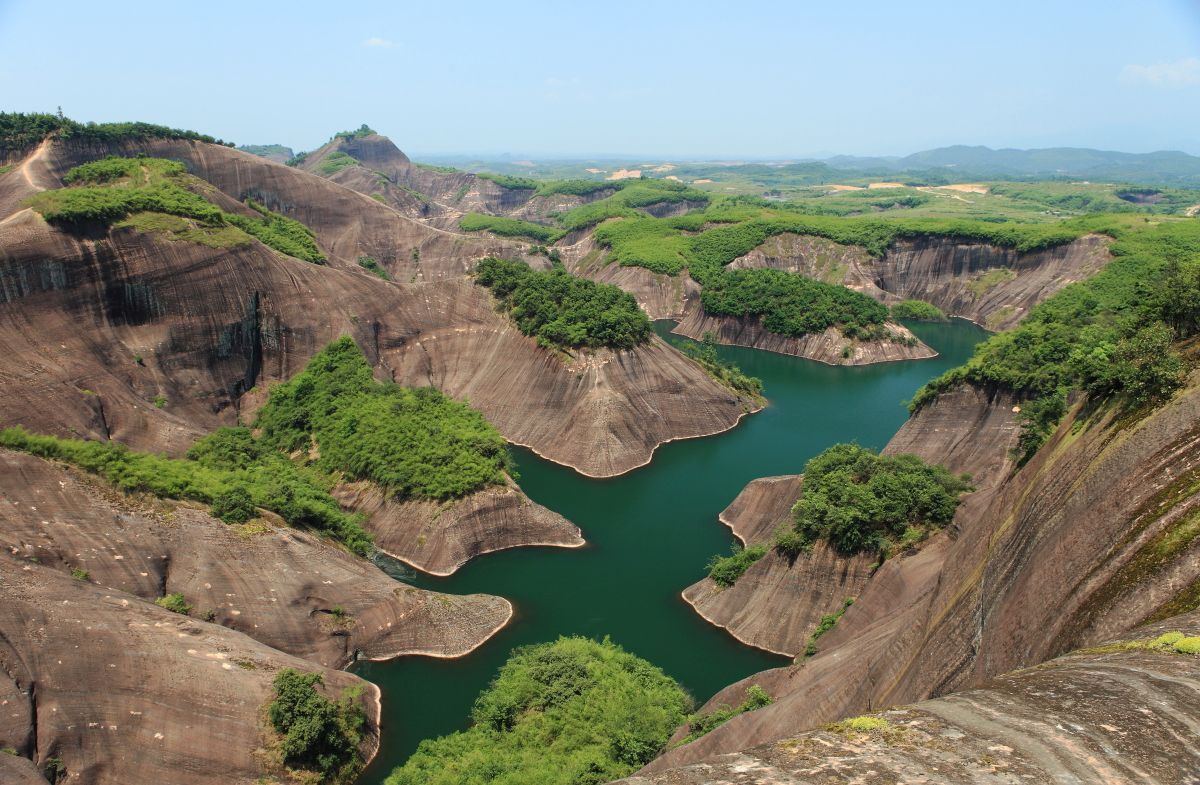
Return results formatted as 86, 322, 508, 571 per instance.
0, 554, 381, 785
618, 613, 1200, 785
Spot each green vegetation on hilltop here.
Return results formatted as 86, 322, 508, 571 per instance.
555, 180, 710, 232
474, 257, 651, 350
385, 637, 691, 785
0, 112, 231, 156
255, 337, 513, 499
912, 217, 1200, 459
333, 124, 376, 141
460, 213, 566, 244
237, 143, 293, 159
678, 685, 772, 745
476, 171, 539, 190
676, 332, 763, 399
891, 299, 948, 321
775, 443, 972, 557
27, 156, 326, 263
0, 425, 372, 554
268, 669, 366, 784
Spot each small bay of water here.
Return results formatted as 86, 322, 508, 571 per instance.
355, 319, 987, 783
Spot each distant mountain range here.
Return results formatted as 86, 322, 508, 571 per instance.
818, 145, 1200, 185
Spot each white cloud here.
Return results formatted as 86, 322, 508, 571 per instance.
1120, 57, 1200, 88
362, 37, 395, 48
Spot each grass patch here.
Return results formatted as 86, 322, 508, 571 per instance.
316, 151, 359, 176
155, 592, 192, 615
28, 157, 326, 263
803, 597, 854, 657
356, 256, 391, 280
115, 211, 253, 249
966, 267, 1017, 297
460, 213, 565, 244
384, 637, 690, 785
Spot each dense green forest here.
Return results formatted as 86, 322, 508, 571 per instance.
385, 637, 691, 785
474, 257, 651, 350
27, 156, 326, 263
0, 111, 232, 156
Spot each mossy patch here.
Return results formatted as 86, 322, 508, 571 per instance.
116, 211, 255, 249
966, 267, 1017, 297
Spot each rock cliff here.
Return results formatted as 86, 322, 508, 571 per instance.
0, 139, 756, 478
646, 374, 1200, 773
731, 232, 1111, 331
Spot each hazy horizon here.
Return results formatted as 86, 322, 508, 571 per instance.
3, 0, 1199, 158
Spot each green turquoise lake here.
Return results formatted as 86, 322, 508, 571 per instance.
355, 318, 988, 783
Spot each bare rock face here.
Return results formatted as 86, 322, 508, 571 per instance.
0, 449, 513, 667
683, 545, 874, 657
672, 308, 936, 365
730, 232, 1111, 331
0, 554, 381, 785
718, 474, 805, 545
334, 479, 584, 576
647, 377, 1200, 772
619, 612, 1200, 785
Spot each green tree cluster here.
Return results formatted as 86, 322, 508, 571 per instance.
474, 258, 651, 350
776, 444, 972, 556
912, 218, 1198, 457
268, 669, 366, 783
385, 637, 691, 785
890, 299, 948, 321
254, 337, 513, 499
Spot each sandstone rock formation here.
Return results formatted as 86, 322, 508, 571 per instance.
671, 311, 935, 365
0, 449, 513, 667
334, 479, 584, 576
731, 232, 1111, 331
620, 613, 1200, 785
648, 373, 1200, 773
0, 553, 381, 785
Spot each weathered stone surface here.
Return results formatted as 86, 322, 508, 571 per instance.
718, 474, 805, 546
649, 376, 1200, 772
334, 479, 584, 576
0, 554, 381, 785
0, 449, 512, 667
731, 232, 1111, 331
672, 310, 936, 365
619, 613, 1200, 785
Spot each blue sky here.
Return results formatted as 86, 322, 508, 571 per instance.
2, 0, 1199, 158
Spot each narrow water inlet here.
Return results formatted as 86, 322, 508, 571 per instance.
353, 318, 989, 783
